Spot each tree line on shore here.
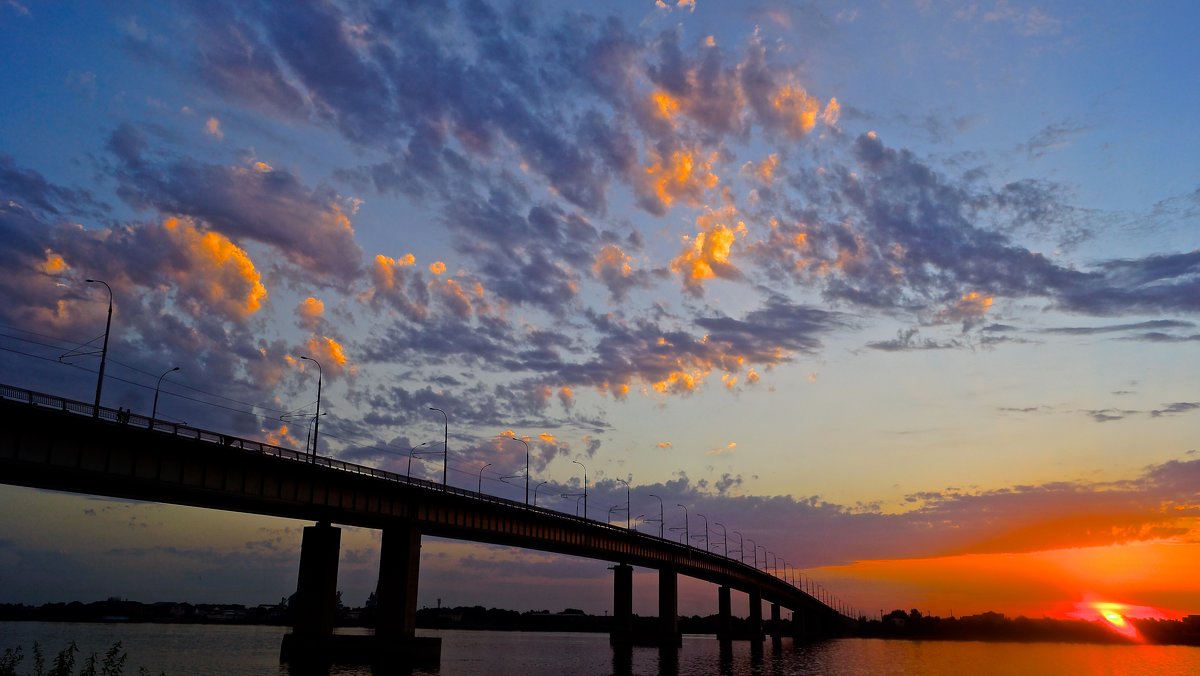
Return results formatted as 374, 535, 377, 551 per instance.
4, 600, 1198, 646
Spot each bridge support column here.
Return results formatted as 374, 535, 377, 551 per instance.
658, 566, 680, 646
292, 521, 341, 636
376, 523, 422, 639
610, 563, 633, 646
792, 608, 807, 642
748, 587, 763, 642
717, 585, 732, 641
280, 521, 341, 664
373, 523, 441, 666
770, 603, 782, 648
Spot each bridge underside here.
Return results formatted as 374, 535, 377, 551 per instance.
0, 392, 849, 662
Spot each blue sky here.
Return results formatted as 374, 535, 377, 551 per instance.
1, 0, 1197, 619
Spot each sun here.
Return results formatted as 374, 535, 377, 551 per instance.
1066, 600, 1157, 642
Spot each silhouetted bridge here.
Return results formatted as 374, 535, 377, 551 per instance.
0, 384, 850, 665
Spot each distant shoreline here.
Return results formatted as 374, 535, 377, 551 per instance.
3, 601, 1199, 647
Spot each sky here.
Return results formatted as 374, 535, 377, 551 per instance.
0, 0, 1197, 623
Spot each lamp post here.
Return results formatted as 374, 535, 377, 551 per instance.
695, 513, 709, 552
534, 480, 548, 507
85, 279, 112, 418
616, 478, 630, 529
407, 442, 429, 480
713, 522, 728, 557
648, 494, 664, 539
769, 551, 778, 577
298, 356, 322, 460
151, 366, 180, 427
478, 462, 492, 493
732, 530, 744, 563
504, 435, 530, 504
675, 504, 689, 546
572, 460, 587, 520
428, 407, 448, 486
746, 539, 757, 569
757, 545, 766, 571
608, 504, 622, 524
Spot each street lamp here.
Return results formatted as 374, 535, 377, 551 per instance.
648, 494, 664, 539
616, 478, 630, 529
407, 442, 429, 480
478, 462, 492, 493
299, 356, 322, 459
757, 545, 766, 571
428, 407, 448, 486
534, 480, 549, 507
732, 530, 744, 564
675, 504, 689, 547
85, 279, 112, 418
746, 539, 757, 569
572, 459, 587, 520
768, 551, 778, 577
608, 504, 622, 524
713, 522, 728, 557
151, 366, 180, 427
503, 435, 531, 504
695, 513, 709, 552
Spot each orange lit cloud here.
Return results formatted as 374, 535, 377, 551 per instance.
936, 290, 995, 329
204, 116, 223, 139
297, 296, 324, 331
593, 244, 640, 301
671, 207, 747, 295
558, 386, 574, 410
641, 146, 720, 212
771, 80, 822, 137
430, 261, 447, 275
368, 253, 428, 320
38, 250, 68, 274
656, 441, 673, 450
822, 97, 841, 127
161, 217, 267, 321
649, 90, 680, 123
303, 335, 353, 378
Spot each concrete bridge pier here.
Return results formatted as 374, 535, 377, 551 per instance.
374, 522, 441, 665
280, 521, 341, 663
748, 587, 764, 642
770, 603, 783, 648
792, 608, 807, 642
716, 585, 732, 642
610, 563, 633, 646
292, 521, 342, 636
658, 566, 681, 646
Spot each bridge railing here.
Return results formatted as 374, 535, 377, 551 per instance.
2, 382, 838, 613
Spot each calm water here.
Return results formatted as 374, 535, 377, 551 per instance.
2, 622, 1199, 675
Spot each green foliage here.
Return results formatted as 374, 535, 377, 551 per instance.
0, 645, 24, 676
48, 641, 77, 676
0, 642, 146, 676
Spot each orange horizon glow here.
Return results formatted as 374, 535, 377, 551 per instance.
814, 540, 1200, 621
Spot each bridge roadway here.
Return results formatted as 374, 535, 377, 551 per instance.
0, 383, 846, 661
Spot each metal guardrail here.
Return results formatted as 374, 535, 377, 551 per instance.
1, 382, 846, 616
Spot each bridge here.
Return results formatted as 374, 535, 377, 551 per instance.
0, 383, 851, 665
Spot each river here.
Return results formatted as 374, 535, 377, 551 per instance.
2, 622, 1199, 675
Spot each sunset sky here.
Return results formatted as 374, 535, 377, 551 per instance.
1, 1, 1197, 622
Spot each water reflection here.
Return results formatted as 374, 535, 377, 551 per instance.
3, 623, 1200, 676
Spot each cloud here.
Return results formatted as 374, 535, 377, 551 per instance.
159, 217, 267, 321
204, 116, 224, 140
1150, 402, 1200, 418
1042, 319, 1195, 336
107, 124, 363, 284
866, 328, 962, 352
